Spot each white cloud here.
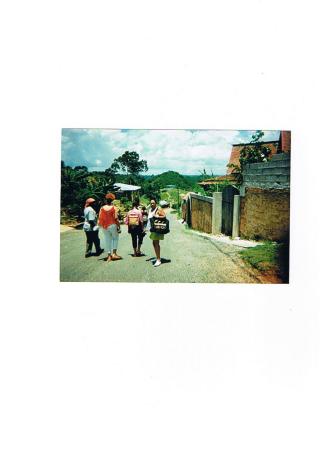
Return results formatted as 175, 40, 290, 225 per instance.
61, 128, 281, 174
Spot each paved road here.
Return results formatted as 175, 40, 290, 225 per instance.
60, 210, 262, 283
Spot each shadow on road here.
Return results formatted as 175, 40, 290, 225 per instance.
146, 257, 171, 265
159, 258, 171, 264
98, 256, 124, 262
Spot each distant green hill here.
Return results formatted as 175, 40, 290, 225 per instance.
183, 175, 204, 184
151, 171, 193, 189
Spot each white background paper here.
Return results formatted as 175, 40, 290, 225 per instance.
1, 1, 326, 448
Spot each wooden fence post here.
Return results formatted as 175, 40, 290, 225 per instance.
212, 192, 222, 234
232, 195, 240, 238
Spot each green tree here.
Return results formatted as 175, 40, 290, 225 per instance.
142, 179, 161, 201
85, 174, 116, 208
111, 151, 148, 183
61, 162, 116, 217
61, 163, 89, 212
227, 130, 271, 184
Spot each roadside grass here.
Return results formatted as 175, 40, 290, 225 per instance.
167, 207, 182, 219
240, 241, 289, 282
161, 188, 187, 207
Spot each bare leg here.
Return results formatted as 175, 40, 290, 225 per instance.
152, 240, 160, 260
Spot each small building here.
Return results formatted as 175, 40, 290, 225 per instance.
114, 182, 141, 200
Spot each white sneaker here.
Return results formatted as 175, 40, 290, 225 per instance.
154, 260, 162, 267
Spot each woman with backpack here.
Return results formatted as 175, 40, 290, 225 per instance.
147, 198, 166, 267
98, 193, 122, 262
125, 200, 145, 257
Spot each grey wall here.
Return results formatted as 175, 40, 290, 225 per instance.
240, 153, 290, 195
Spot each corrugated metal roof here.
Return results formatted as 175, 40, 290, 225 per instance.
114, 183, 141, 191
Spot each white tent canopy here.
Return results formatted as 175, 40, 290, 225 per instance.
114, 183, 141, 192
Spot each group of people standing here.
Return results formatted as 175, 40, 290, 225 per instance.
83, 193, 166, 267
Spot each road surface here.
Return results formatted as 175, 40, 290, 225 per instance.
60, 210, 263, 283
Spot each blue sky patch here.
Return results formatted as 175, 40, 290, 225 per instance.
61, 129, 280, 175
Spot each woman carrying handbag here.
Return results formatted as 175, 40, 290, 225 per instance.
147, 198, 169, 267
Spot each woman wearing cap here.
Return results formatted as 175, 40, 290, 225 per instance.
83, 198, 103, 258
147, 197, 166, 267
98, 193, 122, 262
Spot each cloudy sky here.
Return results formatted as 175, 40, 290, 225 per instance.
61, 129, 280, 175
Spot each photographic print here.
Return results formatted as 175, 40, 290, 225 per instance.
60, 129, 290, 283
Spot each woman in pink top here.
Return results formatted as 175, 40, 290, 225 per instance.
98, 193, 122, 261
125, 200, 144, 257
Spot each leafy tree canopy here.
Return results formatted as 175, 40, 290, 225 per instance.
61, 161, 116, 216
239, 131, 271, 169
227, 130, 272, 183
142, 179, 161, 201
111, 151, 148, 179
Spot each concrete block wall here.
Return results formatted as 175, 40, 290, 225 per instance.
241, 152, 290, 193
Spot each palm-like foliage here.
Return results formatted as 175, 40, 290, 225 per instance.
61, 162, 116, 217
61, 165, 89, 209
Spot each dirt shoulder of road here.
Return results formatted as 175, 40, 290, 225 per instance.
252, 269, 284, 284
184, 225, 287, 284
